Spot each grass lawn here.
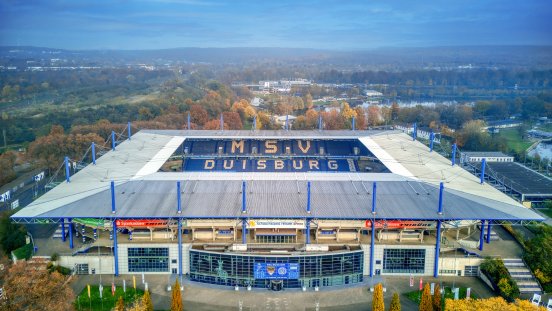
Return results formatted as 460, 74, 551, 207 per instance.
74, 285, 144, 311
496, 128, 533, 154
405, 286, 477, 305
536, 207, 552, 218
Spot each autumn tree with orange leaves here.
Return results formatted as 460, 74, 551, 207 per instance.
2, 261, 74, 311
27, 125, 104, 171
445, 297, 547, 311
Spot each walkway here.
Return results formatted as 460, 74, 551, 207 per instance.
71, 275, 494, 311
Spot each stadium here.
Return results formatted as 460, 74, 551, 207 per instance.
11, 128, 544, 291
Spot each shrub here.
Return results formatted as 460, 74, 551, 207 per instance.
12, 243, 33, 260
480, 258, 520, 301
419, 284, 433, 311
372, 283, 385, 311
389, 292, 401, 311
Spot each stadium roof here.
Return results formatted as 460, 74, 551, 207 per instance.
11, 130, 544, 223
461, 151, 512, 158
23, 177, 540, 221
472, 161, 552, 198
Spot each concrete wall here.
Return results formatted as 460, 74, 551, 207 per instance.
361, 244, 483, 277
117, 243, 178, 275
361, 244, 436, 276
439, 257, 483, 276
378, 244, 435, 276
58, 255, 114, 274
61, 243, 481, 278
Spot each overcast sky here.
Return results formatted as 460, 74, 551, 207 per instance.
1, 0, 551, 50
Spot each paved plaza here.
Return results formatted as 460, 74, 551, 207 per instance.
72, 274, 498, 311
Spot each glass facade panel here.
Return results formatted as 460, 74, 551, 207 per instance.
256, 235, 296, 243
128, 247, 169, 272
382, 249, 425, 274
189, 250, 363, 289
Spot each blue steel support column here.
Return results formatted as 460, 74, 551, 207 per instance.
370, 219, 375, 277
61, 218, 66, 242
127, 122, 131, 140
111, 181, 116, 214
91, 142, 96, 165
352, 117, 355, 131
187, 112, 191, 130
242, 218, 247, 244
479, 220, 485, 251
451, 143, 457, 166
113, 220, 119, 276
285, 115, 289, 131
68, 218, 74, 249
438, 182, 444, 214
371, 182, 377, 214
306, 181, 311, 214
434, 220, 442, 278
177, 181, 182, 214
429, 132, 434, 152
480, 159, 486, 184
178, 219, 183, 277
412, 123, 417, 141
242, 181, 246, 213
305, 219, 310, 244
318, 115, 323, 131
486, 220, 491, 244
253, 116, 257, 131
64, 156, 70, 183
111, 131, 116, 151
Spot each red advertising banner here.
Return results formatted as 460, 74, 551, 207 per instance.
115, 219, 168, 227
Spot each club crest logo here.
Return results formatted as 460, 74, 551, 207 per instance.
266, 265, 275, 275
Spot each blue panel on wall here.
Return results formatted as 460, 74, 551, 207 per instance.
254, 263, 300, 279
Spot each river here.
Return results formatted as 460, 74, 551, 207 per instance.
528, 141, 552, 161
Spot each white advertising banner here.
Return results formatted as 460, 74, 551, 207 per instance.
248, 219, 305, 229
0, 190, 10, 202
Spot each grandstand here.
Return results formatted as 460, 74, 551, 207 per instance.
465, 161, 552, 205
12, 129, 543, 290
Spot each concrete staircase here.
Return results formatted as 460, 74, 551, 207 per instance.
503, 258, 542, 294
52, 224, 67, 239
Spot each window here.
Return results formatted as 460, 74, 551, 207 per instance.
256, 235, 296, 243
382, 249, 425, 274
464, 266, 479, 276
439, 269, 457, 275
172, 259, 177, 264
128, 247, 169, 272
189, 250, 363, 289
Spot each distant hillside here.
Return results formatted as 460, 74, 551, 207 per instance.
1, 45, 552, 69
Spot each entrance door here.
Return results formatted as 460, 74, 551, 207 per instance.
75, 264, 89, 275
270, 280, 283, 291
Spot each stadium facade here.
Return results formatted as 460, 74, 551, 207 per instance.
12, 129, 543, 290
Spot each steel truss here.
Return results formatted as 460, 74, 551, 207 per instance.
11, 216, 544, 227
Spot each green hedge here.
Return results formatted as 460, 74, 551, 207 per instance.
12, 243, 33, 260
523, 225, 552, 293
480, 258, 520, 301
